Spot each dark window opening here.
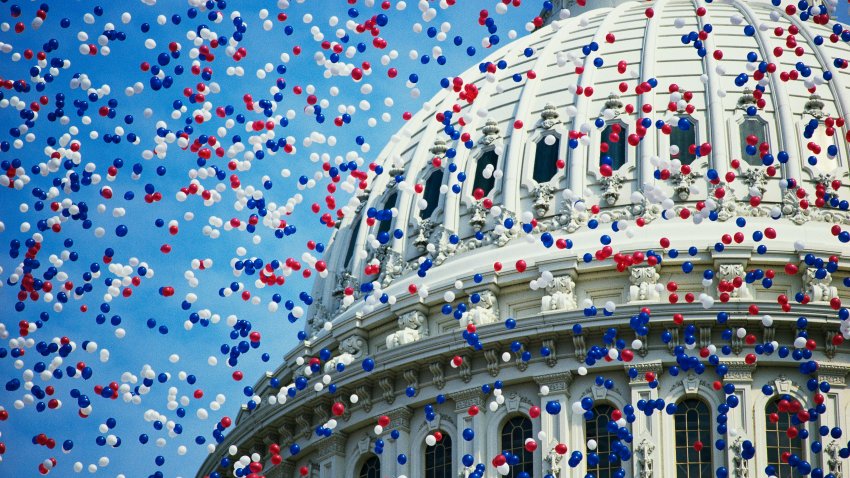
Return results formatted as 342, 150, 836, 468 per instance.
674, 399, 712, 478
425, 433, 453, 478
671, 117, 697, 165
359, 455, 380, 478
420, 170, 444, 219
740, 117, 767, 166
472, 151, 498, 197
533, 137, 560, 183
600, 124, 627, 171
501, 416, 533, 478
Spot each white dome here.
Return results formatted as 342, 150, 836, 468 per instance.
307, 0, 850, 330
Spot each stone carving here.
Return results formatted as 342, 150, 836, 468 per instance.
386, 310, 428, 350
429, 362, 446, 390
599, 174, 625, 206
708, 181, 738, 222
466, 290, 498, 326
572, 332, 587, 362
544, 442, 564, 477
826, 441, 843, 478
514, 343, 529, 372
479, 119, 501, 145
826, 331, 839, 360
629, 266, 660, 302
717, 264, 751, 299
412, 218, 439, 252
817, 364, 850, 387
552, 197, 589, 233
295, 413, 312, 440
722, 360, 755, 382
324, 335, 366, 373
635, 438, 655, 478
387, 407, 412, 433
542, 338, 558, 368
484, 349, 500, 377
468, 200, 488, 232
625, 361, 663, 384
539, 103, 561, 130
306, 298, 330, 340
731, 328, 744, 355
541, 275, 577, 312
730, 437, 750, 478
763, 326, 775, 344
403, 368, 418, 396
458, 355, 472, 383
666, 327, 680, 355
378, 248, 408, 288
532, 183, 557, 217
429, 137, 448, 157
682, 373, 702, 394
782, 188, 811, 225
804, 94, 827, 119
803, 267, 838, 303
333, 271, 359, 309
450, 388, 483, 412
739, 167, 768, 198
699, 326, 712, 349
534, 372, 573, 395
378, 376, 395, 404
670, 169, 701, 201
635, 331, 648, 358
355, 385, 372, 413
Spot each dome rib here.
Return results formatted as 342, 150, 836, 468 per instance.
502, 18, 576, 211
695, 0, 732, 175
566, 9, 620, 192
733, 0, 801, 178
637, 0, 667, 183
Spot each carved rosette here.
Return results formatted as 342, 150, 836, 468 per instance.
599, 174, 625, 206
532, 183, 557, 217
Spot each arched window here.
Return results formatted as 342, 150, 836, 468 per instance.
585, 404, 621, 478
472, 150, 498, 197
765, 399, 805, 478
670, 116, 697, 165
600, 123, 627, 171
740, 116, 768, 166
533, 136, 560, 183
501, 416, 533, 478
425, 434, 453, 478
804, 121, 839, 171
420, 169, 444, 219
343, 218, 361, 268
359, 455, 381, 478
674, 399, 712, 478
376, 192, 398, 239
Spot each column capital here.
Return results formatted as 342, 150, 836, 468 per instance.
818, 363, 850, 388
313, 432, 348, 462
449, 387, 484, 413
624, 360, 663, 384
533, 371, 573, 396
386, 406, 413, 432
720, 359, 755, 383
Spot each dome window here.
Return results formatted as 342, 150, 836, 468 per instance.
670, 116, 697, 165
585, 404, 623, 478
472, 150, 498, 198
532, 135, 560, 183
375, 192, 398, 240
419, 169, 444, 219
343, 218, 362, 268
600, 123, 627, 171
739, 115, 768, 166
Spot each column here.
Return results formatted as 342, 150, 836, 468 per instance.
533, 371, 573, 478
624, 360, 663, 478
450, 387, 486, 476
720, 359, 755, 478
386, 406, 413, 478
817, 363, 850, 477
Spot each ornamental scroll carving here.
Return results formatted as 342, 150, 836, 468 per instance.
730, 437, 750, 478
324, 335, 366, 373
717, 264, 751, 300
629, 266, 660, 302
541, 275, 577, 312
635, 438, 655, 478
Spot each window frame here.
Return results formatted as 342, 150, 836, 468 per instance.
357, 454, 381, 478
418, 167, 446, 221
667, 115, 699, 166
764, 398, 806, 478
424, 433, 453, 478
673, 398, 713, 478
500, 415, 534, 478
598, 120, 629, 172
736, 114, 770, 167
584, 403, 623, 478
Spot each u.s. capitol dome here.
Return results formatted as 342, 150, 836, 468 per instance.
199, 1, 850, 478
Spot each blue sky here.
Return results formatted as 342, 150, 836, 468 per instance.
1, 1, 850, 477
0, 1, 539, 476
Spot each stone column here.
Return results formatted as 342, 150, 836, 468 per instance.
450, 387, 486, 475
624, 360, 663, 478
817, 363, 850, 477
314, 433, 347, 478
534, 372, 573, 478
386, 407, 413, 478
720, 359, 755, 478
